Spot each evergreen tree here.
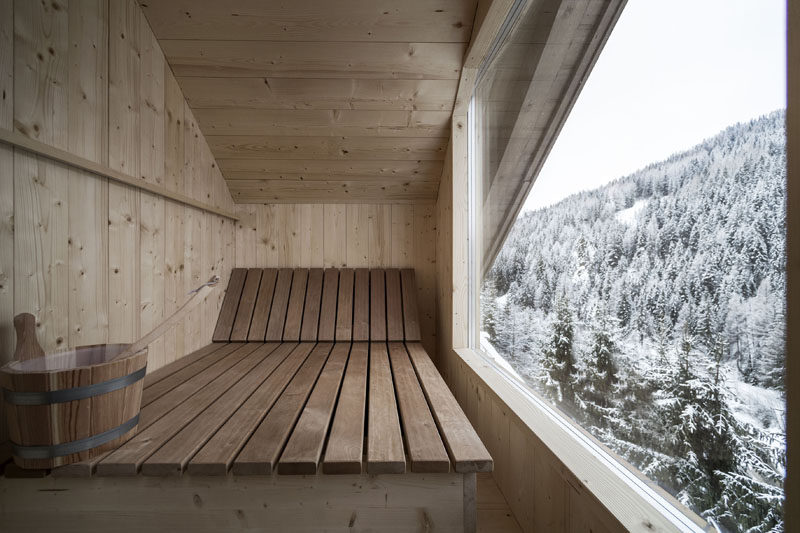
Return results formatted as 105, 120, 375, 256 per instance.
540, 296, 576, 405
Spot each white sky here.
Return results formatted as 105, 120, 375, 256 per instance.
521, 0, 787, 212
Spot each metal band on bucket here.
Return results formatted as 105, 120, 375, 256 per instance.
2, 366, 147, 406
11, 413, 140, 460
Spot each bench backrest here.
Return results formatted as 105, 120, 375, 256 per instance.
212, 268, 422, 343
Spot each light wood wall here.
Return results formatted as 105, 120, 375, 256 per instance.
0, 0, 235, 446
234, 203, 437, 357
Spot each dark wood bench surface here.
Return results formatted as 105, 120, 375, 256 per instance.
53, 268, 492, 477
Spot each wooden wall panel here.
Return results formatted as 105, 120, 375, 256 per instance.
235, 203, 437, 356
0, 0, 237, 455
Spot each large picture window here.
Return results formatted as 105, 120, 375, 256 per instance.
469, 1, 786, 531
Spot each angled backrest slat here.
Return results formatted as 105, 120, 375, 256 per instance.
385, 269, 404, 341
317, 269, 339, 341
352, 268, 370, 341
247, 268, 278, 342
400, 269, 421, 342
266, 268, 293, 342
230, 268, 263, 341
283, 268, 309, 341
370, 269, 386, 341
212, 268, 247, 342
300, 268, 324, 342
335, 269, 354, 342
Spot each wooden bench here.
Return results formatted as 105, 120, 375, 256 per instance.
2, 268, 492, 533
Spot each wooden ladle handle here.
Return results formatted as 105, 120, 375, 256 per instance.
13, 313, 45, 361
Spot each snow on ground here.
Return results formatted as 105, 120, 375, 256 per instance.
479, 331, 526, 382
727, 373, 785, 435
615, 199, 648, 225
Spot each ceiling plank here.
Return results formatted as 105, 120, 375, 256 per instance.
226, 179, 438, 203
160, 41, 465, 79
208, 136, 447, 160
216, 159, 443, 181
178, 78, 459, 111
193, 109, 451, 138
139, 0, 477, 43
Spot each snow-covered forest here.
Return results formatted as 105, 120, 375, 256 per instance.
482, 110, 786, 532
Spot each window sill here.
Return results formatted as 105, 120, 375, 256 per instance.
453, 346, 708, 533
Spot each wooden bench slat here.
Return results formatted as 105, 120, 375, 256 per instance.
54, 344, 240, 477
139, 344, 245, 429
300, 268, 324, 341
352, 268, 370, 341
278, 343, 350, 475
317, 269, 339, 341
335, 269, 354, 342
212, 268, 247, 342
385, 269, 404, 341
143, 343, 226, 390
142, 343, 239, 408
400, 269, 421, 341
265, 268, 293, 341
283, 268, 308, 341
370, 269, 387, 341
187, 343, 316, 475
141, 343, 290, 475
323, 342, 368, 475
96, 343, 268, 476
247, 268, 278, 342
367, 342, 405, 474
232, 343, 333, 475
405, 342, 493, 473
230, 269, 263, 341
388, 343, 450, 473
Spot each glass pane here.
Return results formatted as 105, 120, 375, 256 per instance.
473, 2, 786, 531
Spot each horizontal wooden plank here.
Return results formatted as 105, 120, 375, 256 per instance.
227, 180, 439, 204
193, 109, 450, 138
216, 159, 443, 181
160, 41, 465, 79
0, 129, 237, 220
142, 343, 226, 389
208, 136, 446, 160
178, 78, 459, 111
140, 0, 476, 42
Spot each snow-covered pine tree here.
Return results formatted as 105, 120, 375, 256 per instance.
539, 295, 576, 405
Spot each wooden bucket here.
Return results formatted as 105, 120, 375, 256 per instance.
0, 344, 147, 469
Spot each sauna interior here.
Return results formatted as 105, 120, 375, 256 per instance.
0, 0, 797, 532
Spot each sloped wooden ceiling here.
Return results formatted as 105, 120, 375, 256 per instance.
139, 0, 478, 203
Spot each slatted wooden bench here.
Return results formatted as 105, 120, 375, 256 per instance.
3, 268, 492, 533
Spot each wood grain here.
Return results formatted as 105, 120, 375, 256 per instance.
212, 267, 246, 341
370, 269, 386, 341
247, 268, 278, 342
323, 342, 368, 474
367, 342, 405, 473
186, 343, 313, 475
229, 268, 262, 341
282, 268, 308, 341
388, 342, 449, 472
400, 268, 422, 341
300, 268, 324, 341
335, 269, 354, 341
232, 343, 333, 475
317, 269, 339, 341
385, 269, 404, 341
352, 268, 370, 341
278, 343, 350, 474
265, 268, 292, 341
